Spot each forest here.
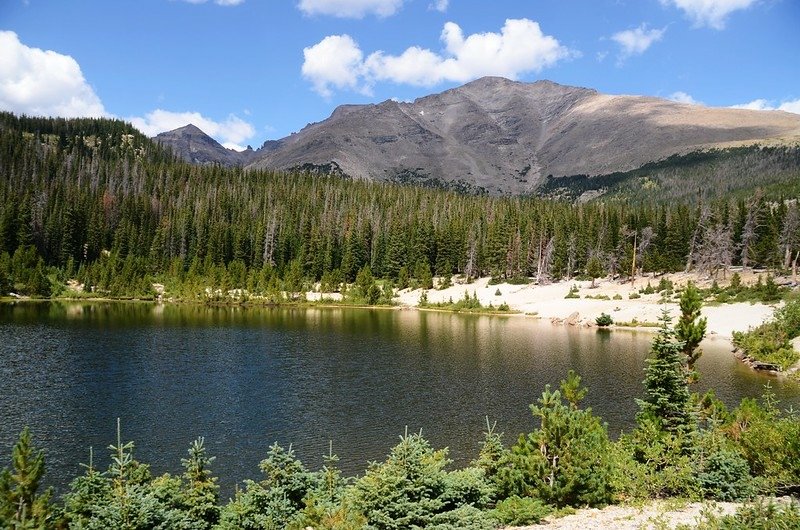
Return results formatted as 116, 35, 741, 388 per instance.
2, 114, 800, 528
0, 112, 799, 305
2, 293, 800, 528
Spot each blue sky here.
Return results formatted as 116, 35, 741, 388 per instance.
1, 0, 798, 150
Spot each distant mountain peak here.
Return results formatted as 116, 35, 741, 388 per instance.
159, 78, 800, 192
155, 123, 256, 166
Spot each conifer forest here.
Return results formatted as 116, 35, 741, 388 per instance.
2, 114, 800, 529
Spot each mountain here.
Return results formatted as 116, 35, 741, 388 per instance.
155, 124, 256, 166
159, 78, 800, 195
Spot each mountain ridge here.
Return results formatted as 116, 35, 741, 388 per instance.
154, 78, 800, 194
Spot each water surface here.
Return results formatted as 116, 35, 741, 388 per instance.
1, 301, 798, 493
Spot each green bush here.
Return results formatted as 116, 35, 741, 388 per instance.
694, 434, 754, 501
732, 299, 800, 370
595, 313, 613, 327
499, 371, 613, 507
725, 391, 800, 494
691, 499, 800, 529
629, 291, 641, 299
565, 284, 580, 299
491, 496, 552, 526
352, 432, 493, 530
640, 282, 656, 295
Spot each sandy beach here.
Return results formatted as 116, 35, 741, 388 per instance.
392, 271, 782, 341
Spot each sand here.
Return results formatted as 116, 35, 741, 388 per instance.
506, 500, 741, 530
393, 271, 781, 341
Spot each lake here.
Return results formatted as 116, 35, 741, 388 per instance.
1, 301, 798, 494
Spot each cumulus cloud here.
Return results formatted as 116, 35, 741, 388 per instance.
129, 110, 256, 151
302, 35, 366, 97
298, 0, 403, 18
429, 0, 448, 12
730, 98, 800, 114
0, 31, 106, 118
302, 19, 572, 97
660, 0, 757, 29
611, 24, 666, 62
668, 91, 703, 105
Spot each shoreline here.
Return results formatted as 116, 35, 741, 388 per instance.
3, 271, 783, 343
394, 272, 781, 342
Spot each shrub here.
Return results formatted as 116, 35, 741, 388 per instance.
657, 277, 674, 293
565, 284, 580, 299
629, 291, 641, 299
691, 499, 800, 529
696, 445, 754, 501
352, 432, 493, 530
491, 496, 552, 526
499, 371, 613, 507
596, 313, 613, 327
494, 288, 502, 296
732, 299, 800, 370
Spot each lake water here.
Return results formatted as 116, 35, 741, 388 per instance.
1, 301, 798, 494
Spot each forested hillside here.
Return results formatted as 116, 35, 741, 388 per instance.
0, 112, 798, 300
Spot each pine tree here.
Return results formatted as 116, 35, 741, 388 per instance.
637, 310, 694, 436
500, 371, 613, 507
0, 427, 53, 529
676, 282, 707, 382
180, 437, 220, 528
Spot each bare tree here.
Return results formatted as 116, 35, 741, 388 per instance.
566, 233, 577, 281
740, 191, 763, 271
262, 213, 278, 266
686, 205, 710, 272
694, 222, 734, 278
536, 236, 555, 284
779, 203, 799, 270
464, 230, 478, 280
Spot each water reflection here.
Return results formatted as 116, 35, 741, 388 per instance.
0, 301, 798, 495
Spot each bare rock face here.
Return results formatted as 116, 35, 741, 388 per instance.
155, 124, 256, 166
160, 78, 800, 193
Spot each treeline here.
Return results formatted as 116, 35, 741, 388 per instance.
540, 145, 800, 202
1, 112, 799, 300
3, 299, 800, 528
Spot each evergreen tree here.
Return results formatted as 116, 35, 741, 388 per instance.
499, 371, 613, 508
180, 437, 220, 528
0, 427, 53, 529
676, 282, 707, 382
636, 311, 694, 436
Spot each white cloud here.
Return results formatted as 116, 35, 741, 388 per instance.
668, 91, 703, 105
429, 0, 448, 12
660, 0, 757, 29
780, 100, 800, 114
0, 31, 106, 118
730, 98, 772, 110
178, 0, 246, 5
730, 98, 800, 114
298, 0, 403, 18
611, 24, 666, 62
302, 19, 573, 97
302, 35, 366, 98
129, 109, 256, 148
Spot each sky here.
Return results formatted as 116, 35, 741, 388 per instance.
1, 0, 799, 151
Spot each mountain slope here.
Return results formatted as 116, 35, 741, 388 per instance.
155, 124, 256, 166
161, 78, 800, 194
249, 77, 800, 194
